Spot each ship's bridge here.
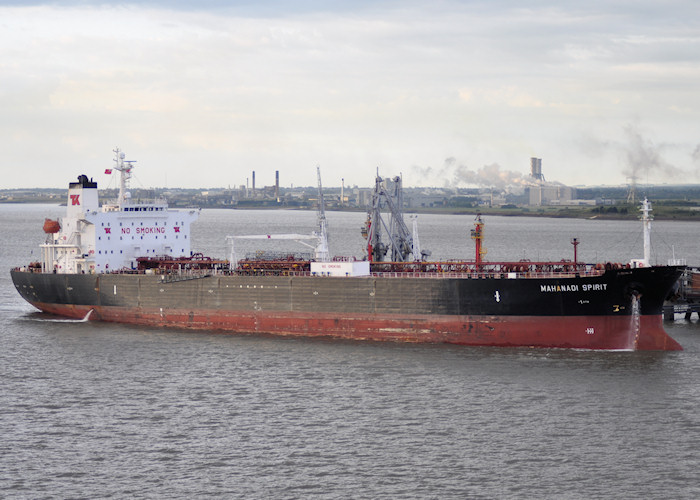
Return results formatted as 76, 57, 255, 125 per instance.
102, 197, 169, 212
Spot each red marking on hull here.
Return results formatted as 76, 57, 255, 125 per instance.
29, 302, 682, 351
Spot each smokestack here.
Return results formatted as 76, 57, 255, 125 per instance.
341, 178, 344, 206
252, 171, 256, 196
530, 158, 544, 182
275, 170, 279, 201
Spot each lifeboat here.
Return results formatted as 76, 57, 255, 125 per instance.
43, 219, 61, 234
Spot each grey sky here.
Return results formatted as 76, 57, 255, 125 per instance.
1, 1, 699, 189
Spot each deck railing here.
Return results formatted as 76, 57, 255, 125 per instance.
11, 265, 609, 280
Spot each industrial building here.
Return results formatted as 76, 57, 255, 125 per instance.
527, 157, 577, 206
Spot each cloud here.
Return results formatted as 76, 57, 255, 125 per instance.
1, 1, 700, 188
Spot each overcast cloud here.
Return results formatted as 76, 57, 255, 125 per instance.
1, 1, 699, 188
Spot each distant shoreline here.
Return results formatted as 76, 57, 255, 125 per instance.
4, 199, 700, 221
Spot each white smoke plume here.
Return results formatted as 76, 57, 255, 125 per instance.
412, 157, 539, 191
622, 124, 684, 183
692, 144, 700, 164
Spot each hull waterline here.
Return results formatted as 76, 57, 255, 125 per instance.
24, 301, 682, 351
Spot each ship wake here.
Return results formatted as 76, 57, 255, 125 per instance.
31, 309, 94, 323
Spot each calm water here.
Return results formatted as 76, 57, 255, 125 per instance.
1, 204, 699, 499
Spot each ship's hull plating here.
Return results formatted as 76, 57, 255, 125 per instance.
11, 267, 683, 350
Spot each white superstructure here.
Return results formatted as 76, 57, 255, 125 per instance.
41, 149, 199, 274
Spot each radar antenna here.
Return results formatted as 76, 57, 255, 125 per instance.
112, 147, 136, 206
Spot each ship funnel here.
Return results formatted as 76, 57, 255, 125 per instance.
67, 174, 98, 219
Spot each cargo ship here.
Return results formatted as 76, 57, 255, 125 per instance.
11, 149, 684, 350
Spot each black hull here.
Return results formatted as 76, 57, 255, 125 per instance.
12, 267, 681, 316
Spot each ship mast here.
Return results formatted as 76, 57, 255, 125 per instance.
411, 216, 422, 261
470, 214, 487, 269
314, 166, 330, 262
112, 147, 136, 207
641, 197, 652, 266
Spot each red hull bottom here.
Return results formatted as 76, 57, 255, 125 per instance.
29, 302, 682, 351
